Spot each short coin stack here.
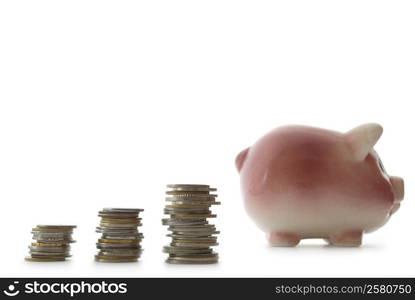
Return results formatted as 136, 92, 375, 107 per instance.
95, 208, 144, 263
163, 184, 220, 264
25, 225, 76, 262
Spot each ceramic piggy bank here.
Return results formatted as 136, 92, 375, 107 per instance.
236, 123, 404, 246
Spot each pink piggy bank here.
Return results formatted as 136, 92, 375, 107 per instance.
236, 123, 404, 247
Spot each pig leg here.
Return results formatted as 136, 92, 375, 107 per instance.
267, 232, 300, 247
328, 231, 363, 247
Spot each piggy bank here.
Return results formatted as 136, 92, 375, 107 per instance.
235, 123, 404, 246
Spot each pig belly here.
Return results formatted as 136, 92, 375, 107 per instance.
245, 194, 391, 238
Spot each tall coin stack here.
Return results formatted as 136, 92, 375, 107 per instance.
25, 225, 76, 262
95, 208, 144, 263
162, 184, 220, 264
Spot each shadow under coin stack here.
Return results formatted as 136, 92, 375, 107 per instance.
95, 208, 144, 263
25, 225, 76, 262
163, 184, 220, 264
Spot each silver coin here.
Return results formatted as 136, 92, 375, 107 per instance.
167, 196, 213, 202
166, 234, 214, 239
98, 214, 139, 219
168, 225, 217, 232
96, 243, 141, 249
31, 235, 74, 241
164, 209, 211, 215
170, 252, 218, 258
168, 229, 219, 235
166, 184, 214, 190
169, 214, 217, 220
98, 249, 142, 256
163, 219, 207, 224
162, 219, 208, 226
32, 233, 74, 239
167, 192, 217, 198
29, 246, 70, 253
99, 224, 142, 229
167, 201, 220, 207
95, 227, 140, 233
102, 234, 143, 240
101, 215, 142, 223
166, 194, 217, 200
32, 238, 75, 244
99, 221, 142, 226
32, 231, 73, 236
99, 218, 141, 222
170, 236, 217, 241
171, 241, 219, 248
164, 206, 211, 211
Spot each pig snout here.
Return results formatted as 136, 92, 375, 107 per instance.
389, 176, 404, 216
390, 176, 404, 202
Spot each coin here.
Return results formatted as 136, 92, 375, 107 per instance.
25, 257, 66, 262
29, 246, 70, 252
98, 238, 140, 243
36, 225, 77, 229
100, 219, 141, 224
166, 184, 215, 191
163, 184, 220, 264
163, 246, 213, 255
29, 252, 71, 257
94, 256, 138, 263
95, 227, 140, 234
169, 214, 217, 219
32, 227, 75, 233
98, 249, 142, 256
166, 255, 218, 264
31, 243, 67, 247
26, 225, 76, 262
162, 219, 208, 226
95, 208, 144, 263
101, 233, 143, 240
96, 242, 141, 248
103, 208, 144, 213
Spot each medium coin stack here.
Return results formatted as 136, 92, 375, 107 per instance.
162, 184, 220, 264
25, 225, 76, 262
95, 208, 144, 263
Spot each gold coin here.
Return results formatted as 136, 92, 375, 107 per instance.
31, 243, 68, 247
25, 257, 66, 262
36, 225, 76, 229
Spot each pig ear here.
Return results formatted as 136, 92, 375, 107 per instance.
235, 147, 250, 173
346, 123, 383, 161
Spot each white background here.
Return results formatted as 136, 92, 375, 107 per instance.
0, 1, 414, 277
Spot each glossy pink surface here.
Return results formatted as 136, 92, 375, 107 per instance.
236, 124, 404, 246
